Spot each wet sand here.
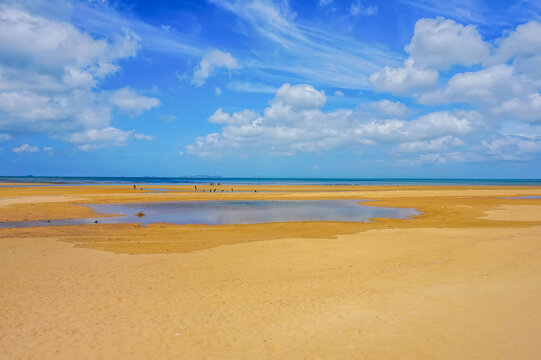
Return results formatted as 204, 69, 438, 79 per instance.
1, 184, 541, 359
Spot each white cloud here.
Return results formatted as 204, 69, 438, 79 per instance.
369, 58, 438, 95
513, 55, 541, 83
364, 99, 411, 118
0, 133, 11, 141
108, 87, 160, 115
65, 126, 154, 150
406, 110, 483, 138
12, 143, 39, 153
418, 65, 534, 106
498, 121, 541, 138
0, 5, 159, 150
208, 108, 259, 125
192, 49, 239, 86
318, 0, 333, 6
185, 83, 483, 157
67, 127, 132, 147
491, 21, 541, 65
349, 1, 378, 16
334, 90, 344, 97
398, 136, 464, 153
486, 21, 541, 83
353, 110, 482, 144
398, 19, 541, 130
0, 5, 138, 91
492, 93, 541, 123
401, 150, 484, 165
405, 17, 489, 70
215, 87, 223, 96
412, 153, 448, 164
363, 18, 541, 130
368, 17, 490, 96
271, 83, 326, 109
0, 90, 110, 133
367, 17, 541, 131
483, 135, 541, 161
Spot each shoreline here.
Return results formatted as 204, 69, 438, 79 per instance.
2, 177, 541, 186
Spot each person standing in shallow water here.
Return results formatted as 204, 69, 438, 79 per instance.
195, 185, 197, 191
133, 185, 136, 190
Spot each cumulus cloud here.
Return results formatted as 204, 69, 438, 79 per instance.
363, 99, 411, 118
401, 150, 484, 165
397, 136, 464, 153
492, 93, 541, 123
369, 17, 541, 133
381, 18, 541, 134
108, 87, 160, 115
483, 135, 541, 161
405, 17, 489, 70
208, 108, 259, 125
65, 127, 154, 151
484, 21, 541, 83
491, 22, 541, 65
271, 83, 326, 109
12, 143, 39, 153
0, 5, 138, 91
359, 110, 483, 143
0, 90, 111, 133
418, 65, 534, 106
185, 83, 482, 157
368, 17, 489, 96
417, 64, 541, 124
192, 49, 239, 86
0, 5, 159, 150
369, 58, 438, 95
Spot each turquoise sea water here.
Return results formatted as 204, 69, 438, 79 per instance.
1, 176, 541, 186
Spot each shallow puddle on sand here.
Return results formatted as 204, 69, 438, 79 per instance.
503, 196, 541, 199
0, 200, 419, 228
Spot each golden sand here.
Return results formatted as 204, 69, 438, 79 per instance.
1, 184, 540, 359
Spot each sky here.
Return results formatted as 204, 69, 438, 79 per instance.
1, 0, 541, 178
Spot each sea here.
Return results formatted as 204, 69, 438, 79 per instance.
1, 176, 541, 186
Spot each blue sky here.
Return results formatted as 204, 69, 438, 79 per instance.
1, 0, 541, 178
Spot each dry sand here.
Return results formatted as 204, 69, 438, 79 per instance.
483, 204, 541, 221
1, 184, 541, 359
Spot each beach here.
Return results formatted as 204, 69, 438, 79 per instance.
1, 183, 541, 359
